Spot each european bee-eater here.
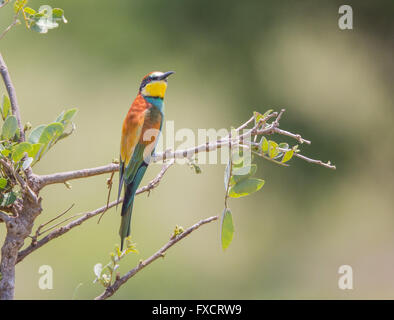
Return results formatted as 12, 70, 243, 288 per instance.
118, 71, 174, 249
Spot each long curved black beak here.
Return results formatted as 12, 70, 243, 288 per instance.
159, 71, 175, 80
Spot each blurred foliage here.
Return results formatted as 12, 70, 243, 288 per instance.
8, 0, 67, 34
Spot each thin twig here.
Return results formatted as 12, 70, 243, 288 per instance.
137, 159, 174, 196
0, 16, 20, 41
235, 115, 254, 131
97, 172, 115, 224
16, 199, 122, 263
273, 108, 285, 127
95, 215, 218, 300
272, 128, 311, 145
293, 152, 336, 170
31, 204, 75, 241
38, 211, 89, 236
0, 0, 10, 9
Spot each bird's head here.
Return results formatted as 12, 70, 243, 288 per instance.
139, 71, 174, 99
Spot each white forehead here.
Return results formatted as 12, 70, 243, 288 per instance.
150, 71, 164, 78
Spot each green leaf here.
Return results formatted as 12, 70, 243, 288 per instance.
57, 123, 76, 142
261, 137, 269, 153
13, 0, 27, 13
268, 140, 279, 159
30, 6, 67, 34
2, 95, 11, 120
115, 246, 122, 258
1, 191, 16, 206
254, 109, 273, 124
229, 178, 265, 198
62, 108, 78, 123
232, 152, 243, 167
2, 115, 18, 140
1, 149, 10, 157
253, 111, 263, 124
0, 178, 7, 189
28, 143, 43, 160
231, 164, 257, 184
278, 142, 289, 150
262, 109, 274, 119
39, 122, 64, 145
282, 150, 294, 163
28, 125, 46, 144
188, 161, 201, 174
22, 157, 33, 170
37, 122, 64, 158
24, 7, 36, 15
56, 108, 77, 127
12, 142, 32, 162
55, 110, 65, 122
52, 8, 68, 23
221, 208, 234, 250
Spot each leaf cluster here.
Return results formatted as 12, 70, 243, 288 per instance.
93, 237, 139, 288
10, 0, 67, 34
0, 94, 77, 208
220, 110, 300, 250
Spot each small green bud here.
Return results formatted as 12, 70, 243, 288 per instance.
24, 122, 32, 132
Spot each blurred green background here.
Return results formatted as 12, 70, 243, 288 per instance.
1, 0, 394, 299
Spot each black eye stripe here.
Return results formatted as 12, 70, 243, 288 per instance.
139, 74, 164, 91
139, 78, 150, 90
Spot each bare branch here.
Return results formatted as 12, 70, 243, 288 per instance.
17, 199, 121, 263
293, 152, 336, 170
136, 159, 174, 196
95, 215, 218, 300
97, 172, 116, 224
0, 1, 10, 9
0, 53, 24, 141
38, 163, 119, 188
31, 204, 75, 240
235, 115, 254, 131
272, 127, 311, 145
17, 162, 175, 263
36, 110, 334, 192
0, 16, 20, 41
273, 108, 285, 127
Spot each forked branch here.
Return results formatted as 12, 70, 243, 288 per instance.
17, 161, 175, 263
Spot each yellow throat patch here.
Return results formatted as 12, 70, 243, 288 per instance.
142, 81, 167, 98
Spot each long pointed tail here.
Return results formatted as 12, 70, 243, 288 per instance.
119, 163, 148, 250
119, 184, 135, 250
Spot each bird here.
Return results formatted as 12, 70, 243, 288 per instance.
118, 71, 174, 250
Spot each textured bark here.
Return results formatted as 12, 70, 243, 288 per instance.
0, 196, 42, 300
